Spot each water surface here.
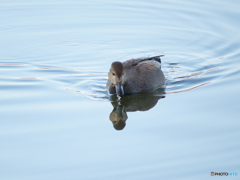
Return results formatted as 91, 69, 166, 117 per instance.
1, 0, 240, 179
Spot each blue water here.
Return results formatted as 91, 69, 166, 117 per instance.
1, 0, 240, 179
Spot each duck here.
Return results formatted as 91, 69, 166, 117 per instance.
106, 55, 165, 95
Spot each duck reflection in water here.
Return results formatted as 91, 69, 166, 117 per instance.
108, 88, 165, 130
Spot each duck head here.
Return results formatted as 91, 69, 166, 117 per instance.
108, 61, 124, 95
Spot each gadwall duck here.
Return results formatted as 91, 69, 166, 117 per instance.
106, 55, 165, 95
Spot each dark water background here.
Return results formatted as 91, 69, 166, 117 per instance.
1, 0, 240, 179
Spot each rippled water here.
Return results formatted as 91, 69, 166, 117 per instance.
1, 0, 240, 179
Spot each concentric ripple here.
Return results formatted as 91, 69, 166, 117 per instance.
0, 50, 231, 102
34, 54, 227, 100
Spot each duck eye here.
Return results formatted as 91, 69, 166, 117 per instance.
112, 73, 115, 76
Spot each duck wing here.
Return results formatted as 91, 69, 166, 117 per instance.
124, 55, 164, 67
143, 55, 164, 63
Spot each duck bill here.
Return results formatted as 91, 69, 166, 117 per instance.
115, 82, 124, 95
